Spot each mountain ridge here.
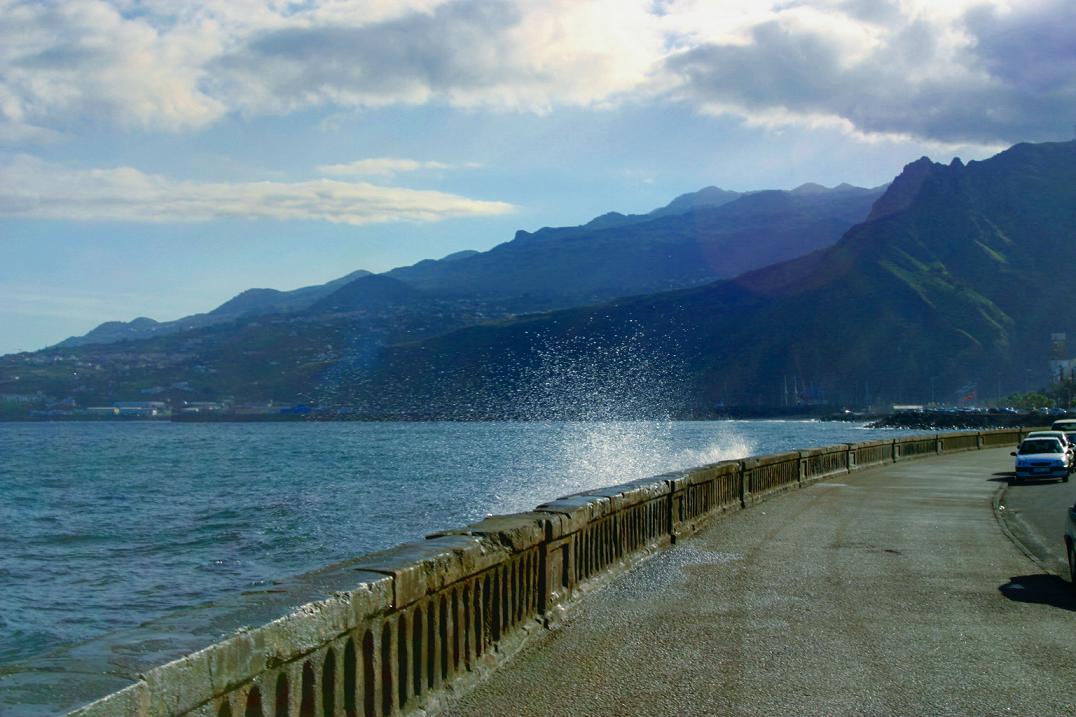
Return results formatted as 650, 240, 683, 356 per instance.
351, 140, 1076, 415
54, 269, 374, 349
51, 182, 879, 350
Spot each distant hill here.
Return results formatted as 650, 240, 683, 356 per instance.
356, 140, 1076, 416
383, 183, 882, 308
208, 269, 373, 317
646, 185, 743, 217
53, 183, 878, 349
53, 269, 372, 348
308, 274, 427, 313
59, 316, 164, 347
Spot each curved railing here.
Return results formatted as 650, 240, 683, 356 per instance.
68, 428, 1030, 717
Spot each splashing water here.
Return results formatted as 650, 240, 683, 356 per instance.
543, 419, 754, 497
487, 329, 756, 508
514, 326, 687, 421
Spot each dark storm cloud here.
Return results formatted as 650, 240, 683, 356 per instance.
965, 0, 1076, 94
666, 2, 1076, 145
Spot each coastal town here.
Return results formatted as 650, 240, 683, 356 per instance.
0, 393, 315, 420
0, 351, 313, 419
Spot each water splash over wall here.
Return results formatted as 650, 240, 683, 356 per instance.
537, 420, 755, 500
488, 329, 755, 508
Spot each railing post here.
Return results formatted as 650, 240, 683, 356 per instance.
669, 482, 686, 542
738, 461, 748, 507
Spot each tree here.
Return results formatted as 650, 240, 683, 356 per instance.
1002, 391, 1053, 410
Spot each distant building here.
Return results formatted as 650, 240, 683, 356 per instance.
1049, 332, 1076, 381
121, 407, 157, 416
233, 402, 278, 415
112, 401, 168, 417
181, 401, 225, 413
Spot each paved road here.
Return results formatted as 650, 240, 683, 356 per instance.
445, 448, 1076, 717
995, 455, 1076, 577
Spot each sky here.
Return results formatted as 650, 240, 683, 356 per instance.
2, 0, 1074, 355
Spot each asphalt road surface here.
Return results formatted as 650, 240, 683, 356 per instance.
995, 449, 1076, 578
445, 447, 1076, 717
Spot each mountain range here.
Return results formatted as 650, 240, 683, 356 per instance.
56, 269, 373, 348
54, 182, 882, 347
9, 140, 1074, 416
355, 140, 1076, 416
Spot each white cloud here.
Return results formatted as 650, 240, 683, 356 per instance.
210, 0, 665, 115
317, 158, 476, 178
0, 0, 1070, 146
0, 155, 515, 225
0, 0, 666, 136
0, 0, 225, 133
662, 0, 1076, 145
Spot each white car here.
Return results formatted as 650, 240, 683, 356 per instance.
1024, 431, 1075, 464
1011, 437, 1072, 482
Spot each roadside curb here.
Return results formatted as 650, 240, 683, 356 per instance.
992, 482, 1061, 577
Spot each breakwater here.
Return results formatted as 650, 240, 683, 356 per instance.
67, 428, 1029, 717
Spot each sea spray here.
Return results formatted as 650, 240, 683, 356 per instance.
513, 324, 687, 420
484, 328, 756, 509
509, 421, 754, 507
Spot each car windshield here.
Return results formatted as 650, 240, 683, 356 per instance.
1027, 432, 1066, 442
1018, 439, 1063, 454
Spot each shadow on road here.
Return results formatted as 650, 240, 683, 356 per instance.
998, 574, 1076, 611
989, 471, 1070, 485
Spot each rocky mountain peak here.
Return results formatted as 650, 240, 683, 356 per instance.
866, 156, 944, 222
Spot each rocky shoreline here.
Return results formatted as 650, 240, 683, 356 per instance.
866, 410, 1048, 430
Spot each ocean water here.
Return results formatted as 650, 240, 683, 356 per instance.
0, 419, 918, 711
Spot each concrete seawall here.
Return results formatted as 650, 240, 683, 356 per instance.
67, 428, 1033, 717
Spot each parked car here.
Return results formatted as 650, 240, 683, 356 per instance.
1011, 437, 1071, 482
1052, 418, 1076, 432
1067, 502, 1076, 590
1025, 431, 1075, 463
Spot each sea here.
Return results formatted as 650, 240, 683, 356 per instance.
0, 419, 923, 714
